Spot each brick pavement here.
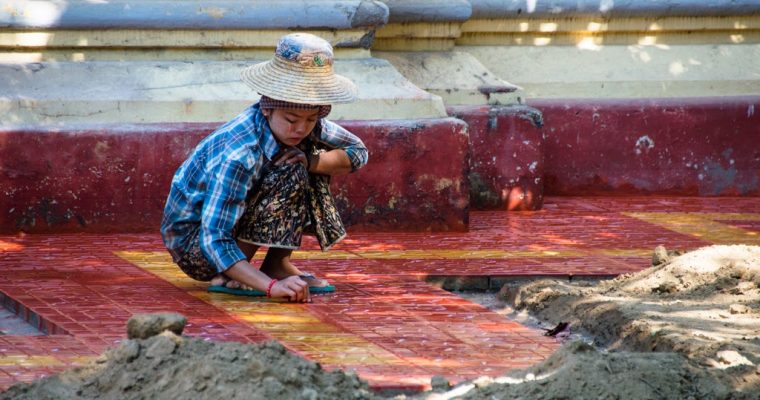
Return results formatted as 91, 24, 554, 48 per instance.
0, 196, 758, 392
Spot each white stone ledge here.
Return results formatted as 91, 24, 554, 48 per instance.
382, 0, 472, 23
0, 29, 373, 50
1, 0, 389, 31
0, 59, 446, 124
375, 51, 520, 105
459, 44, 760, 99
469, 0, 760, 18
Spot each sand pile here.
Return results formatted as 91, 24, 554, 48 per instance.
424, 341, 738, 400
1, 313, 378, 400
490, 244, 760, 397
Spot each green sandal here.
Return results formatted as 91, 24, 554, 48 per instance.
207, 274, 335, 296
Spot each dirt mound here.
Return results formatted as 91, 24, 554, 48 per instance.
609, 244, 760, 297
426, 341, 740, 400
498, 244, 760, 395
1, 330, 377, 400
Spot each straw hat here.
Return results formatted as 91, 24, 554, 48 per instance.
241, 33, 358, 105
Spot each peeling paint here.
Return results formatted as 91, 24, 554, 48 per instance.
701, 160, 737, 195
748, 104, 755, 118
434, 178, 454, 191
182, 98, 194, 114
634, 135, 655, 155
468, 171, 500, 209
93, 141, 110, 161
197, 7, 226, 19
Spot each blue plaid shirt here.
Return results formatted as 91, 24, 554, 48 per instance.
160, 103, 368, 272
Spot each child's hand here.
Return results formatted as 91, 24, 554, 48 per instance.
270, 275, 311, 303
274, 147, 308, 169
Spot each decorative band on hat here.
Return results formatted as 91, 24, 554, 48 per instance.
259, 95, 331, 119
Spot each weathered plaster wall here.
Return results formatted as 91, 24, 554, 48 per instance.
336, 118, 470, 231
532, 96, 760, 196
448, 105, 544, 211
0, 119, 470, 233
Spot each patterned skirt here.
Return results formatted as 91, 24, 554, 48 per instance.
176, 145, 346, 281
235, 160, 346, 251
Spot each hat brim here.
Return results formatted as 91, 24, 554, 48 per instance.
241, 58, 358, 105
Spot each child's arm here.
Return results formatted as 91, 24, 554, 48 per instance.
312, 119, 369, 174
308, 149, 352, 175
274, 146, 353, 176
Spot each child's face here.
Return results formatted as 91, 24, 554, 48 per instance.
263, 108, 320, 146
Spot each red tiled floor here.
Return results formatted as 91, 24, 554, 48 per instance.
0, 196, 758, 392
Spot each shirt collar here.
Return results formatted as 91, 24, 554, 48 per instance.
251, 103, 280, 161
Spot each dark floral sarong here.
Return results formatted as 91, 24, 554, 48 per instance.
176, 140, 346, 281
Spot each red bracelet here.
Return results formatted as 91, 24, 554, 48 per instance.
266, 279, 278, 298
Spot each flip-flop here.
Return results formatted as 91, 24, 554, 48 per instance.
207, 275, 335, 297
207, 285, 268, 296
207, 285, 336, 296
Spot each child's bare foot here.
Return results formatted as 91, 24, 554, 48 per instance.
209, 272, 328, 293
298, 273, 330, 288
260, 248, 331, 287
210, 274, 255, 290
210, 274, 227, 287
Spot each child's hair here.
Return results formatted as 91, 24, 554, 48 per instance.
259, 95, 331, 119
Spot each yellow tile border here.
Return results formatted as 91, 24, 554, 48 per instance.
117, 248, 653, 262
111, 241, 676, 373
624, 212, 760, 244
115, 251, 406, 367
595, 249, 652, 257
0, 355, 94, 368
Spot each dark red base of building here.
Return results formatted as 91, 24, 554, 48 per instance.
448, 104, 545, 211
1, 96, 757, 233
0, 119, 470, 233
531, 96, 760, 196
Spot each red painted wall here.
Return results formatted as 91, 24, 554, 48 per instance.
337, 119, 470, 231
0, 119, 469, 233
4, 96, 755, 234
448, 104, 544, 211
529, 96, 760, 196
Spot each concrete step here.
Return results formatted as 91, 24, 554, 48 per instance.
0, 58, 446, 124
460, 44, 760, 99
376, 50, 521, 105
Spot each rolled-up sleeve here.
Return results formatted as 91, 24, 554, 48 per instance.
319, 119, 368, 172
199, 157, 252, 272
